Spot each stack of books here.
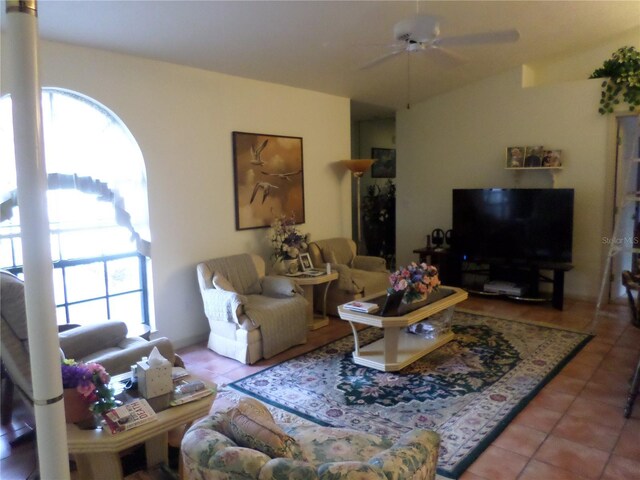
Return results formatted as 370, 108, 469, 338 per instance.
343, 301, 379, 313
102, 398, 157, 434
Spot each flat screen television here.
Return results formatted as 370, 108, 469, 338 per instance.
452, 188, 574, 264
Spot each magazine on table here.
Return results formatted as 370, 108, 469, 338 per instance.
343, 301, 379, 313
102, 398, 157, 434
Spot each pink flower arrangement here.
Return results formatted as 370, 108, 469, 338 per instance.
388, 262, 440, 303
61, 359, 118, 414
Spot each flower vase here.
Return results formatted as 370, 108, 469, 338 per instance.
63, 388, 94, 424
399, 291, 428, 314
284, 259, 299, 274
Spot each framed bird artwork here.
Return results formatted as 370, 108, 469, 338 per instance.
232, 131, 305, 230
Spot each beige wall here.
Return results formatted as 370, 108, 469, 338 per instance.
1, 40, 352, 348
396, 32, 640, 300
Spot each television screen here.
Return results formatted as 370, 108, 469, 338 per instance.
452, 188, 574, 264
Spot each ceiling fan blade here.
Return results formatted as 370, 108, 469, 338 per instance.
422, 46, 466, 68
358, 48, 405, 70
436, 29, 520, 47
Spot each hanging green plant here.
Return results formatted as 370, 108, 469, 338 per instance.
590, 46, 640, 114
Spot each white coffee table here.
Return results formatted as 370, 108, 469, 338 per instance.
66, 376, 215, 480
337, 286, 468, 371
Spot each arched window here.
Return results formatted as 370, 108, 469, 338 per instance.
0, 88, 152, 329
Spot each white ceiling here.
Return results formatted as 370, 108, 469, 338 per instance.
6, 1, 640, 119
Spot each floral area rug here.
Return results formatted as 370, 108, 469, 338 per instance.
227, 311, 592, 479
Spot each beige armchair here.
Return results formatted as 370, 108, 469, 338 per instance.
308, 238, 389, 316
197, 253, 307, 364
0, 270, 179, 429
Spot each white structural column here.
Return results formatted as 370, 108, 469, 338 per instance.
6, 1, 70, 478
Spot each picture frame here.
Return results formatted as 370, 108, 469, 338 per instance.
298, 253, 313, 271
505, 146, 525, 168
371, 148, 396, 178
232, 131, 305, 230
542, 149, 562, 167
523, 146, 544, 168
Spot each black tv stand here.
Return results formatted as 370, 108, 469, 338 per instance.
459, 259, 573, 310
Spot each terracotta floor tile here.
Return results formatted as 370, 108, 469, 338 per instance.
572, 350, 605, 368
560, 360, 597, 381
518, 459, 589, 480
600, 454, 640, 480
533, 435, 609, 479
590, 366, 634, 389
581, 340, 613, 356
458, 471, 488, 480
616, 327, 640, 350
580, 380, 629, 408
545, 374, 587, 396
466, 445, 528, 480
531, 388, 576, 414
564, 397, 627, 431
613, 418, 640, 460
492, 423, 547, 457
512, 404, 563, 433
551, 414, 620, 452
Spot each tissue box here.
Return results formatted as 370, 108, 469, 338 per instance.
137, 359, 172, 399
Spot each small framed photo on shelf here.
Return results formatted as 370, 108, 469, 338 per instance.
542, 149, 562, 167
506, 146, 525, 168
524, 146, 544, 168
298, 253, 313, 271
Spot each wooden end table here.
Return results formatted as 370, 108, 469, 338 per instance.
285, 271, 339, 330
337, 286, 468, 371
66, 375, 215, 480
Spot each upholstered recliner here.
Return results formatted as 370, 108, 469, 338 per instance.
197, 253, 308, 364
0, 269, 179, 427
308, 238, 389, 316
182, 397, 440, 480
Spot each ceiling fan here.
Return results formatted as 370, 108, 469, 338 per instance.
360, 15, 520, 70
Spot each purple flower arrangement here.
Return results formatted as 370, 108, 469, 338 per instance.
61, 359, 118, 414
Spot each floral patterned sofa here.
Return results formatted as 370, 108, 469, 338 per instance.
181, 397, 440, 480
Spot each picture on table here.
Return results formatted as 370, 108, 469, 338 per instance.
298, 253, 313, 271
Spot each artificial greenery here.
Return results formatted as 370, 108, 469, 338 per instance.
590, 46, 640, 114
362, 180, 395, 268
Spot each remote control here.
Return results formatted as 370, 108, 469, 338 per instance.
177, 380, 205, 394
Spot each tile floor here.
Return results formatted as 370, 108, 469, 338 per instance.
1, 295, 639, 479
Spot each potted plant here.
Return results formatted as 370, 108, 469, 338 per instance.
61, 359, 118, 423
362, 180, 396, 268
590, 46, 640, 114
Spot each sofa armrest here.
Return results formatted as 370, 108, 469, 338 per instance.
84, 337, 176, 375
261, 276, 303, 297
331, 263, 363, 294
353, 255, 388, 273
58, 320, 128, 360
182, 420, 271, 479
368, 429, 440, 480
201, 288, 246, 325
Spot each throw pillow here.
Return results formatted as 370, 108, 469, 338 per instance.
212, 272, 236, 292
227, 399, 303, 460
